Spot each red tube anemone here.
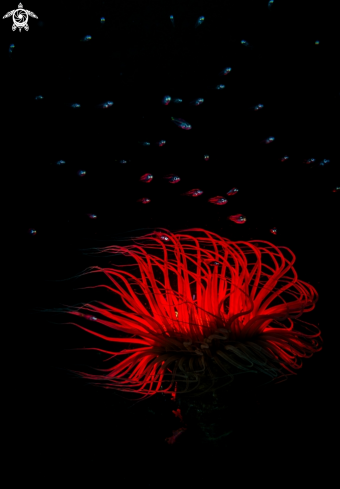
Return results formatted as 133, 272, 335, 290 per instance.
67, 229, 322, 398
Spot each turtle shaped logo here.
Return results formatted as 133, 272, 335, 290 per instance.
3, 2, 38, 32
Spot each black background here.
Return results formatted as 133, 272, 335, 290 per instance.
3, 0, 339, 485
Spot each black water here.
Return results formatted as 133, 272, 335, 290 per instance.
4, 0, 338, 484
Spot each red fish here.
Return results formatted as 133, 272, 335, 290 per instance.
226, 188, 238, 196
164, 174, 180, 183
228, 214, 246, 224
209, 196, 227, 205
182, 189, 203, 197
140, 173, 153, 183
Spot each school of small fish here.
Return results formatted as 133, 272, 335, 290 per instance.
25, 10, 336, 242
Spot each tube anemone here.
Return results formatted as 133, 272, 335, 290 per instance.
66, 228, 322, 398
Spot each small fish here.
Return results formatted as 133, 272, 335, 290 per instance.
165, 427, 187, 445
77, 170, 86, 176
270, 228, 277, 235
171, 117, 192, 130
28, 228, 37, 235
155, 233, 170, 242
189, 98, 204, 106
140, 173, 153, 183
215, 84, 225, 90
96, 101, 113, 109
117, 159, 128, 164
208, 261, 222, 266
303, 158, 315, 165
182, 189, 203, 197
228, 214, 246, 224
137, 198, 151, 204
268, 0, 274, 7
253, 104, 264, 111
261, 137, 275, 144
332, 187, 339, 193
56, 160, 66, 165
170, 15, 175, 26
80, 314, 97, 321
172, 98, 182, 104
71, 103, 81, 108
226, 188, 239, 196
319, 159, 330, 166
315, 40, 320, 45
241, 40, 249, 46
100, 17, 105, 23
157, 140, 166, 147
162, 95, 171, 105
165, 174, 180, 183
140, 142, 151, 146
195, 16, 205, 28
204, 155, 209, 161
87, 214, 97, 219
35, 95, 43, 100
220, 67, 232, 75
81, 35, 92, 42
281, 156, 289, 162
209, 196, 227, 205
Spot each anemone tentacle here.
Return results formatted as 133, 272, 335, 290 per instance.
66, 228, 322, 397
